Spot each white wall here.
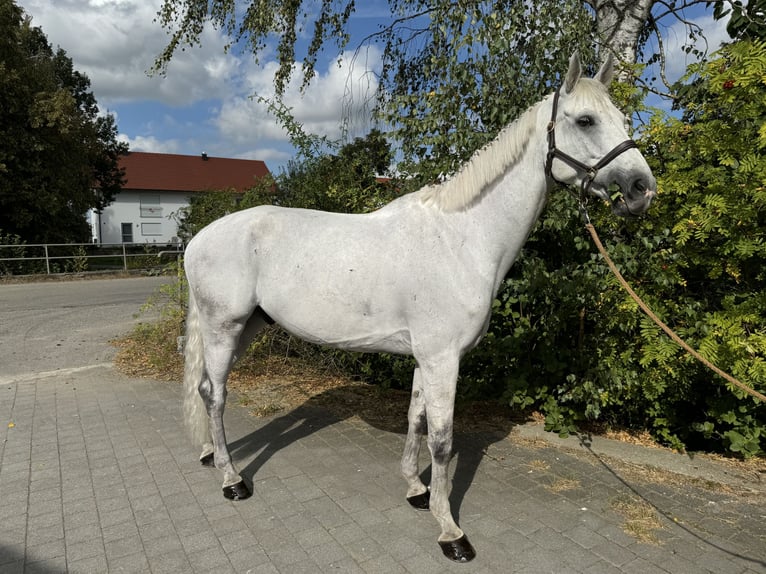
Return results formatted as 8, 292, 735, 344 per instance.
92, 191, 192, 244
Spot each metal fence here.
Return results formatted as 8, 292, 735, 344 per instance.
0, 242, 184, 275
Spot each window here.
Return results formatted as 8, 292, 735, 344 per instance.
121, 223, 133, 243
140, 194, 162, 218
141, 223, 162, 236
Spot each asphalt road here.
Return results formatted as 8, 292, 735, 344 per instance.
0, 276, 172, 380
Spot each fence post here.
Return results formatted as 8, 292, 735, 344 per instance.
122, 243, 127, 271
44, 244, 50, 274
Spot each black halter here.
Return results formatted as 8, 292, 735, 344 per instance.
544, 87, 638, 198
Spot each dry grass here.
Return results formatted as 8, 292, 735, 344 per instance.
527, 459, 551, 472
227, 361, 410, 430
525, 458, 582, 494
546, 476, 581, 492
578, 420, 668, 450
610, 494, 664, 544
113, 320, 184, 382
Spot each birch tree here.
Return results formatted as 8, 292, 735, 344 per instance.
588, 0, 653, 79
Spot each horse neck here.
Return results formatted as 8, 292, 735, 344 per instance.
451, 105, 550, 290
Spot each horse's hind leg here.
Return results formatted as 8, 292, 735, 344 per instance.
200, 310, 271, 500
198, 308, 271, 468
402, 367, 430, 510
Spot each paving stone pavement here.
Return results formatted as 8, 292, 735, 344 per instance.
1, 364, 764, 574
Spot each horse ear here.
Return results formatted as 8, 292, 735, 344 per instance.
595, 52, 615, 86
564, 51, 582, 94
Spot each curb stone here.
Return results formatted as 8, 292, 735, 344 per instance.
513, 422, 765, 493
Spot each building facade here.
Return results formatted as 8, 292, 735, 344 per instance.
91, 152, 271, 244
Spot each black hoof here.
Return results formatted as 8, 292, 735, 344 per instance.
406, 491, 430, 511
199, 452, 214, 467
222, 481, 251, 501
439, 535, 476, 563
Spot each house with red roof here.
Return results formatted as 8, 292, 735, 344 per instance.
91, 152, 271, 244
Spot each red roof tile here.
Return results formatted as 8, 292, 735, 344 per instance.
119, 152, 270, 193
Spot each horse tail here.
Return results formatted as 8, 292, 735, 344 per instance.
183, 289, 209, 447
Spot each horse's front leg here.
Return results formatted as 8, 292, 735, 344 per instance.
420, 355, 476, 562
402, 368, 430, 510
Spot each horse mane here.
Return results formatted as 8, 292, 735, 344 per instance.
419, 100, 542, 212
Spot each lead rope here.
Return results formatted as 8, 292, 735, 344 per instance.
584, 221, 766, 403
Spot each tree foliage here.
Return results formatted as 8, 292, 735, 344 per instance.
0, 0, 126, 243
713, 0, 766, 41
155, 0, 356, 95
636, 40, 766, 455
275, 128, 401, 212
379, 1, 596, 181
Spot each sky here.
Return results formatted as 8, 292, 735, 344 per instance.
19, 0, 392, 173
19, 1, 731, 175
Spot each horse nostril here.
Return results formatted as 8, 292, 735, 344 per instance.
632, 177, 656, 200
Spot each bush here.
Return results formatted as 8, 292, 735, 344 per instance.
0, 230, 45, 275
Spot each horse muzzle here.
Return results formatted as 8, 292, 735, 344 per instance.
610, 175, 657, 217
588, 173, 656, 217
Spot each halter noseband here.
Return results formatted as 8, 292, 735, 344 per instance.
544, 87, 638, 200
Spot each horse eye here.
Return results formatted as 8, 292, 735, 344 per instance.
577, 116, 594, 127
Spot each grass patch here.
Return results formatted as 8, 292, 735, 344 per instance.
527, 459, 550, 472
546, 476, 581, 492
610, 494, 663, 544
114, 318, 184, 382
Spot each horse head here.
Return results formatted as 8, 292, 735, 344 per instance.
545, 52, 657, 217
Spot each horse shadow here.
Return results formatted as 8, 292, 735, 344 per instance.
224, 382, 522, 523
221, 383, 766, 570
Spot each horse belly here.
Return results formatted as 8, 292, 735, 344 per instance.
254, 236, 415, 354
260, 279, 414, 354
282, 315, 413, 354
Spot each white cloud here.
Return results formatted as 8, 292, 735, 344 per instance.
117, 133, 180, 154
658, 11, 731, 82
213, 47, 383, 148
21, 0, 238, 106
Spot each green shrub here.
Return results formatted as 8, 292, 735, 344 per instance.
0, 230, 44, 275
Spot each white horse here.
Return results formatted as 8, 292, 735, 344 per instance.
182, 52, 656, 562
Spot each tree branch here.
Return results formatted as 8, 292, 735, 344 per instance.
647, 15, 673, 91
